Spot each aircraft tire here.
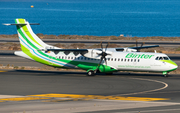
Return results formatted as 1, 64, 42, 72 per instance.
164, 74, 168, 77
87, 70, 95, 76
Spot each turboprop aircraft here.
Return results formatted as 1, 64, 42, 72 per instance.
3, 19, 178, 77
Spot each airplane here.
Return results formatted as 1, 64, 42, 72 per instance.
3, 18, 178, 77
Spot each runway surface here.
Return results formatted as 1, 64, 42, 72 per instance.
0, 40, 180, 112
1, 38, 180, 46
0, 70, 180, 113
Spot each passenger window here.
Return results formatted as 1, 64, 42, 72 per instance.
62, 56, 64, 59
138, 59, 140, 62
128, 59, 130, 62
124, 59, 126, 62
134, 59, 136, 62
111, 58, 113, 61
121, 59, 123, 62
131, 59, 133, 62
114, 58, 116, 61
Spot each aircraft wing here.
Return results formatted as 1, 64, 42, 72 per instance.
46, 45, 159, 56
116, 45, 159, 51
129, 45, 159, 49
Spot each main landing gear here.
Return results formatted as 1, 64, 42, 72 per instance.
87, 70, 113, 76
87, 70, 95, 76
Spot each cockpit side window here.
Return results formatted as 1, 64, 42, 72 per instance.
155, 57, 159, 60
159, 57, 163, 60
163, 57, 169, 60
155, 56, 169, 60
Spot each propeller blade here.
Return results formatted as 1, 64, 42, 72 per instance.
105, 42, 109, 52
138, 42, 145, 52
141, 42, 145, 47
100, 41, 103, 51
95, 41, 110, 72
104, 57, 107, 66
95, 57, 103, 72
136, 40, 138, 48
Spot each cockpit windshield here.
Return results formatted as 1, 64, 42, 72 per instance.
155, 56, 170, 60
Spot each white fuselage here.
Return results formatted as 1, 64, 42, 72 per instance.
25, 50, 176, 73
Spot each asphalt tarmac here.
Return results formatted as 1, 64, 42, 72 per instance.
0, 39, 180, 112
0, 54, 180, 113
0, 70, 180, 113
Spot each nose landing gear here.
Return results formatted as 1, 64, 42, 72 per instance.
163, 71, 168, 77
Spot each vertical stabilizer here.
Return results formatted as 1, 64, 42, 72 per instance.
15, 18, 49, 51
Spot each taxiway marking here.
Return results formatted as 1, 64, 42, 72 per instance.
0, 71, 6, 72
29, 93, 169, 101
0, 97, 50, 102
0, 93, 169, 103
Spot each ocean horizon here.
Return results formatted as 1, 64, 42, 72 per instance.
1, 0, 180, 37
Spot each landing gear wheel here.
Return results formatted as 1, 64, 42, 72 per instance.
164, 74, 168, 77
163, 72, 169, 77
87, 70, 95, 76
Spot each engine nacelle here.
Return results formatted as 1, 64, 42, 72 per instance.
123, 48, 137, 52
83, 49, 112, 59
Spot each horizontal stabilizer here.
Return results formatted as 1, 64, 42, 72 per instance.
3, 23, 40, 26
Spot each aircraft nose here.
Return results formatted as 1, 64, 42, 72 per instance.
169, 60, 178, 71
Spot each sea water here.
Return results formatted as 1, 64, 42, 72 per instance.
1, 0, 180, 37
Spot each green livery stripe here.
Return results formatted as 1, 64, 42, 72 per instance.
21, 44, 63, 67
16, 21, 68, 67
16, 25, 39, 50
16, 19, 42, 47
166, 67, 178, 72
15, 18, 117, 72
18, 19, 25, 24
161, 60, 177, 66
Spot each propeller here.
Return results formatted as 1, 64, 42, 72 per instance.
136, 40, 145, 52
94, 42, 110, 72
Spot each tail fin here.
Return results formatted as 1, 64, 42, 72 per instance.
15, 18, 49, 51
